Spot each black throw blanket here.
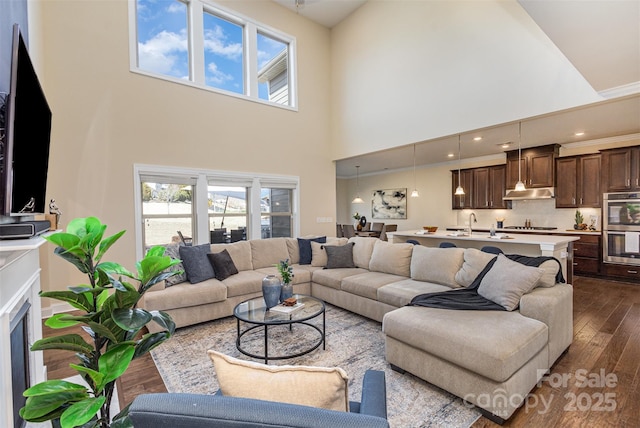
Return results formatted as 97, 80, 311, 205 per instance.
408, 254, 565, 311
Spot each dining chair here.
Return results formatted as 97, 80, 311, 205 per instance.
230, 229, 245, 242
439, 242, 457, 248
380, 224, 397, 241
336, 224, 344, 238
342, 224, 356, 238
210, 229, 226, 244
481, 245, 504, 254
177, 231, 192, 246
370, 222, 385, 238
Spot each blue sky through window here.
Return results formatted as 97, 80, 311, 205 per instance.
136, 0, 289, 100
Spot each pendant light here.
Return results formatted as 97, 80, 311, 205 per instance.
352, 165, 364, 204
410, 144, 419, 197
454, 135, 465, 195
515, 121, 526, 191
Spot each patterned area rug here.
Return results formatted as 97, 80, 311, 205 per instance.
150, 304, 481, 428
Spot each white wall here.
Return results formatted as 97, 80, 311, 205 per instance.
330, 0, 602, 160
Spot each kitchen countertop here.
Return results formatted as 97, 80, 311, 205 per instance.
391, 230, 580, 246
445, 227, 601, 236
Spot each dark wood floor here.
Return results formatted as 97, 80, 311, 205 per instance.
43, 276, 639, 426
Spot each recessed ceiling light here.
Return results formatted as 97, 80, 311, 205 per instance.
498, 142, 512, 148
473, 137, 482, 141
574, 132, 585, 137
448, 153, 454, 158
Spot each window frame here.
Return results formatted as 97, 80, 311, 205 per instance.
128, 0, 298, 110
133, 164, 300, 260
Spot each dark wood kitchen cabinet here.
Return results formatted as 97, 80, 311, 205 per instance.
506, 144, 559, 189
555, 154, 601, 208
572, 234, 601, 276
451, 169, 473, 209
601, 146, 640, 192
473, 165, 508, 209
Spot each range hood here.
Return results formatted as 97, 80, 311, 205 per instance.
503, 187, 555, 201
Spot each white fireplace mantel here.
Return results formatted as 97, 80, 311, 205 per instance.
0, 236, 47, 428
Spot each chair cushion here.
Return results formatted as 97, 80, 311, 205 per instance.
207, 249, 239, 281
179, 244, 215, 284
478, 254, 544, 311
208, 350, 349, 412
369, 240, 413, 277
410, 246, 465, 288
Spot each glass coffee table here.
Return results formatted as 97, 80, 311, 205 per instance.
233, 294, 325, 364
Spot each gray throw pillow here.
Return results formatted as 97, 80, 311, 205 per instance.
179, 244, 215, 284
207, 249, 239, 281
324, 243, 356, 269
163, 244, 187, 286
478, 254, 544, 311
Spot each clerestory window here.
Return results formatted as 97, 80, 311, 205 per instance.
130, 0, 297, 108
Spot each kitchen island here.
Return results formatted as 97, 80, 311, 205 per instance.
388, 230, 580, 283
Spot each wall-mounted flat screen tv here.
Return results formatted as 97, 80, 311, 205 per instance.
1, 23, 52, 216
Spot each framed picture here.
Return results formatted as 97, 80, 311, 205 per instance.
589, 215, 599, 230
372, 188, 407, 219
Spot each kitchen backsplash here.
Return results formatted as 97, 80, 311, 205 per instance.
454, 199, 602, 231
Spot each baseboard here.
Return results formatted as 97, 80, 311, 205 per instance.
41, 301, 73, 319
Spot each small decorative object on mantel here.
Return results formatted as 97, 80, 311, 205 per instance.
277, 259, 294, 302
46, 198, 62, 229
574, 210, 587, 230
359, 215, 367, 231
353, 212, 362, 231
262, 274, 282, 309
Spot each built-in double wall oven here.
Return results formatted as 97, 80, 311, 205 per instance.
603, 192, 640, 266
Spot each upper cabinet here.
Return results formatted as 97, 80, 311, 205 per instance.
506, 144, 559, 189
601, 146, 640, 192
452, 165, 508, 210
555, 154, 601, 208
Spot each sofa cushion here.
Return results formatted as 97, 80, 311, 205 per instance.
255, 266, 312, 285
377, 279, 452, 307
208, 350, 349, 412
478, 254, 544, 311
211, 241, 253, 272
297, 237, 327, 265
143, 278, 227, 310
207, 249, 239, 281
179, 244, 215, 284
410, 246, 465, 288
382, 306, 548, 382
311, 268, 368, 290
163, 244, 187, 286
369, 240, 413, 277
223, 270, 265, 298
250, 238, 290, 269
348, 237, 378, 269
325, 243, 356, 269
341, 272, 407, 300
285, 238, 301, 265
454, 248, 496, 287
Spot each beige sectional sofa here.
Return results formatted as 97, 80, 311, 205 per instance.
141, 236, 573, 423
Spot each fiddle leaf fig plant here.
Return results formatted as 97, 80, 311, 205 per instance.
20, 217, 180, 428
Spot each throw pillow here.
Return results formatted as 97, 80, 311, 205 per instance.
207, 350, 349, 412
163, 244, 187, 286
179, 244, 215, 284
324, 242, 356, 269
347, 236, 378, 269
477, 254, 545, 311
410, 246, 465, 288
455, 248, 497, 287
311, 241, 329, 267
505, 254, 564, 287
297, 236, 327, 265
207, 249, 239, 281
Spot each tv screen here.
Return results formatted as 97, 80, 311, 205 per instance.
1, 23, 52, 216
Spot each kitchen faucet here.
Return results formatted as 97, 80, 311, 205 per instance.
468, 212, 477, 235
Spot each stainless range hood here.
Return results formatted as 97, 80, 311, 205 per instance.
503, 187, 555, 201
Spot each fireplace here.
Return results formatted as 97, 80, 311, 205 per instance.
0, 239, 47, 428
10, 301, 31, 428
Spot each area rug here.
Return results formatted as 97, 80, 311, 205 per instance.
151, 304, 481, 428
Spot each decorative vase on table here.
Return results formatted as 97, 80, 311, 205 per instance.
262, 275, 282, 309
280, 281, 293, 302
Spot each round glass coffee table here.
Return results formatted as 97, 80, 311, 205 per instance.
233, 294, 325, 364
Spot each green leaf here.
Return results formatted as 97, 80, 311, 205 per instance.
69, 364, 104, 391
40, 290, 93, 312
112, 308, 152, 331
30, 334, 94, 354
95, 229, 126, 264
60, 396, 106, 428
21, 381, 89, 420
44, 314, 80, 329
23, 380, 87, 397
134, 331, 170, 359
111, 403, 133, 428
98, 261, 134, 279
151, 310, 175, 335
98, 343, 136, 385
43, 231, 81, 251
86, 321, 119, 342
52, 245, 92, 274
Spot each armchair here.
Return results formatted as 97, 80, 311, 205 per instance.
129, 370, 389, 428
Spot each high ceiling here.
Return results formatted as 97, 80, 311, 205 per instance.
273, 0, 640, 177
